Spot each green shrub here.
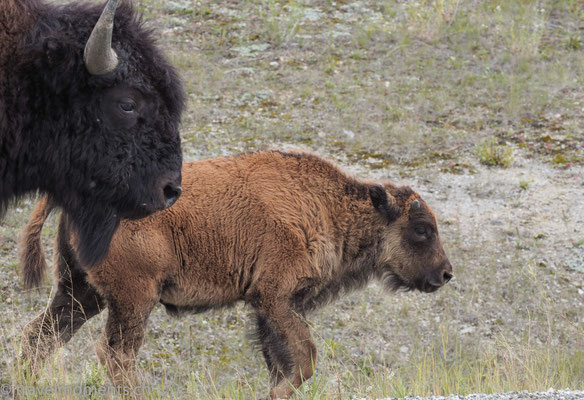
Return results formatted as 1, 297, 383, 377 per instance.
477, 138, 514, 167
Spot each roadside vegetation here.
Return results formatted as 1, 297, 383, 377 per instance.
1, 0, 583, 398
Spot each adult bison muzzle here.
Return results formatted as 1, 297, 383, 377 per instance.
0, 0, 185, 266
19, 151, 453, 399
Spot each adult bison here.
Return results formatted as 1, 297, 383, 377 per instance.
20, 151, 453, 399
0, 0, 184, 266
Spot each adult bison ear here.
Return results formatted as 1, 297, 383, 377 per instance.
35, 37, 78, 94
369, 185, 400, 222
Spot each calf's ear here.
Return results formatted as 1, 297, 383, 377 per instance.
369, 185, 400, 222
369, 185, 388, 209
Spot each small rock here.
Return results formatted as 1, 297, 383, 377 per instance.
163, 1, 190, 13
343, 129, 355, 139
460, 325, 475, 334
232, 43, 271, 57
303, 8, 323, 21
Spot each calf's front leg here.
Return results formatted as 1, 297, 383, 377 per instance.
255, 301, 317, 399
96, 289, 157, 390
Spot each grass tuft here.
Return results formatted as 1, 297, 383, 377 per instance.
477, 138, 514, 167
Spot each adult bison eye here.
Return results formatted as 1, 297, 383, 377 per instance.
119, 101, 136, 113
414, 226, 427, 236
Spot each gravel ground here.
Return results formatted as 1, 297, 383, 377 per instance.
371, 390, 584, 400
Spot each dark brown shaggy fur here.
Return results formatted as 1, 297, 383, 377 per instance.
19, 151, 452, 399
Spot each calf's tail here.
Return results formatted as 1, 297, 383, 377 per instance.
19, 196, 55, 289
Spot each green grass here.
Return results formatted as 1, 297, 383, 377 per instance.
477, 138, 514, 167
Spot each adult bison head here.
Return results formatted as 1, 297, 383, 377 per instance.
370, 185, 453, 293
21, 0, 185, 266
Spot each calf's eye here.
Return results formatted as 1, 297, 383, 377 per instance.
414, 226, 426, 236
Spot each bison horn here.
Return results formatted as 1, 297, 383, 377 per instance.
84, 0, 120, 75
411, 199, 420, 210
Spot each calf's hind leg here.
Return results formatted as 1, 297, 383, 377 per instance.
21, 219, 105, 372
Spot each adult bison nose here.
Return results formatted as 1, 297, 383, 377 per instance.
159, 171, 182, 209
163, 182, 182, 208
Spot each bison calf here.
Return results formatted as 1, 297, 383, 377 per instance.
20, 151, 452, 399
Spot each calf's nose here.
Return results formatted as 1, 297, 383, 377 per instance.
443, 271, 453, 284
428, 265, 453, 288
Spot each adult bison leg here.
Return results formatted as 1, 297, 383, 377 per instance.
21, 218, 105, 372
256, 300, 317, 399
96, 285, 157, 389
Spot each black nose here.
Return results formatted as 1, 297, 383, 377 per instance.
163, 184, 182, 208
427, 268, 453, 289
443, 271, 453, 283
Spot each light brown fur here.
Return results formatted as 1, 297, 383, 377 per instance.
19, 151, 452, 399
